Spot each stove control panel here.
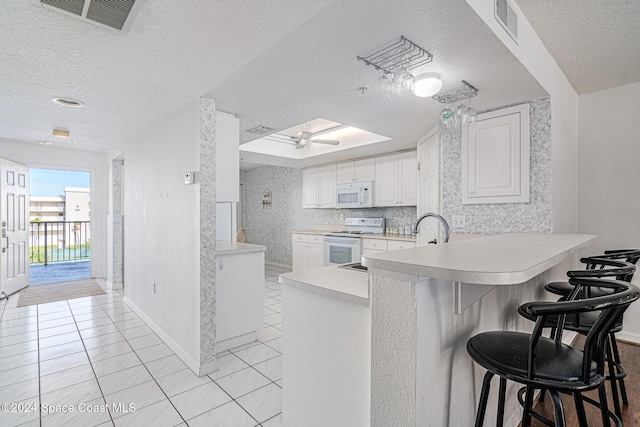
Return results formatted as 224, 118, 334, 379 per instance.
344, 217, 384, 226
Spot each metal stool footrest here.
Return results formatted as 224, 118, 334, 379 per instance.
517, 386, 623, 427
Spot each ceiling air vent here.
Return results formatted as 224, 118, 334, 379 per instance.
246, 125, 276, 135
34, 0, 145, 33
495, 0, 518, 44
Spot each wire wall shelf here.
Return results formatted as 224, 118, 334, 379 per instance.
432, 81, 478, 104
357, 36, 433, 74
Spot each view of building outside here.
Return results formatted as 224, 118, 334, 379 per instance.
29, 169, 91, 264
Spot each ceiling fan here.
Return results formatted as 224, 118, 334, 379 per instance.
291, 124, 340, 149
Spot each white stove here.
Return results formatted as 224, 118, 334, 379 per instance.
323, 218, 385, 266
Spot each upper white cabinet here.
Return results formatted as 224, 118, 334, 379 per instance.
462, 104, 530, 204
215, 111, 240, 202
374, 151, 418, 207
303, 165, 336, 208
336, 159, 375, 184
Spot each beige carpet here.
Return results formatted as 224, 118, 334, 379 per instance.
17, 279, 106, 307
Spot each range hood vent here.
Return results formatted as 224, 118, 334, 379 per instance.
495, 0, 518, 44
34, 0, 145, 33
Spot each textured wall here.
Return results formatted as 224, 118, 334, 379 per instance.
578, 82, 640, 343
124, 99, 201, 365
240, 165, 417, 265
111, 157, 124, 289
441, 98, 552, 234
199, 98, 217, 368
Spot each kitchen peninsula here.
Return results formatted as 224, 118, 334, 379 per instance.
280, 232, 596, 427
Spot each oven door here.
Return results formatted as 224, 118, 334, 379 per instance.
323, 236, 362, 266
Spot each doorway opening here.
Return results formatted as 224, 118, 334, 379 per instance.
29, 168, 91, 285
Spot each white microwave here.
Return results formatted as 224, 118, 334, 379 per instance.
335, 181, 374, 208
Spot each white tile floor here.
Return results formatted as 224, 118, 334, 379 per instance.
0, 264, 290, 427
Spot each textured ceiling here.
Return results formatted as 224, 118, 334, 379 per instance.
0, 0, 334, 150
1, 0, 548, 163
516, 0, 640, 95
209, 0, 547, 168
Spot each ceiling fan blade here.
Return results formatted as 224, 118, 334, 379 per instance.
295, 143, 307, 149
310, 139, 340, 145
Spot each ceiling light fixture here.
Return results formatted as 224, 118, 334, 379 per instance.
53, 129, 70, 138
52, 97, 84, 108
412, 72, 443, 98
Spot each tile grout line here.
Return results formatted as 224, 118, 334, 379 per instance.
96, 294, 191, 426
66, 295, 117, 427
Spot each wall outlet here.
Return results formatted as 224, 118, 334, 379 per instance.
339, 213, 344, 221
451, 215, 466, 228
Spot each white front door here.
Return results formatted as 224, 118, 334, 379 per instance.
1, 158, 30, 296
417, 130, 441, 246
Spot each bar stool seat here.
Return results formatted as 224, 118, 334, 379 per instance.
468, 332, 597, 386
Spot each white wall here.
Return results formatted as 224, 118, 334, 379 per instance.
123, 100, 202, 364
578, 82, 640, 342
0, 139, 108, 279
465, 0, 579, 233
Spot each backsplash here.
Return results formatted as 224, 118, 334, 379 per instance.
240, 165, 416, 265
441, 97, 552, 233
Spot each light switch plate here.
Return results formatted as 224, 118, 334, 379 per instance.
185, 172, 195, 184
451, 215, 466, 228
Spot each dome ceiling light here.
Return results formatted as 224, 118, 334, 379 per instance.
52, 97, 84, 107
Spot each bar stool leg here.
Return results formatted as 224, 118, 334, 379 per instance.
598, 385, 611, 427
475, 371, 494, 427
573, 392, 588, 427
610, 334, 628, 405
606, 337, 622, 419
521, 385, 534, 427
548, 390, 566, 427
496, 377, 506, 427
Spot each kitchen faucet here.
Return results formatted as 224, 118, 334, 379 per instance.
412, 213, 450, 244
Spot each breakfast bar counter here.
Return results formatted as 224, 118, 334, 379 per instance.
280, 232, 596, 426
362, 232, 595, 427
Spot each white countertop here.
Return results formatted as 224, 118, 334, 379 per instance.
362, 233, 596, 285
216, 241, 266, 255
280, 266, 369, 307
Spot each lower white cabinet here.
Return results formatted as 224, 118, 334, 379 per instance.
362, 237, 416, 256
292, 234, 324, 271
216, 250, 265, 351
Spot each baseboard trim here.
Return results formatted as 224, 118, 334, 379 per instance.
615, 331, 640, 345
266, 261, 291, 269
122, 296, 215, 377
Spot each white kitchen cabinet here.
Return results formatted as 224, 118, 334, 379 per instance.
302, 165, 336, 208
362, 238, 388, 252
215, 246, 265, 351
336, 159, 375, 184
215, 111, 240, 202
462, 104, 530, 204
362, 237, 416, 255
292, 233, 324, 271
374, 151, 417, 206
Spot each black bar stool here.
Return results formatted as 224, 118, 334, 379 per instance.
545, 249, 640, 297
541, 255, 638, 418
467, 278, 640, 427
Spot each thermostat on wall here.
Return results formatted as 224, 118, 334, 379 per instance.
185, 172, 195, 184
